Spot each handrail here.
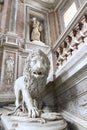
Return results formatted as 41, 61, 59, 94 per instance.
52, 1, 87, 70
53, 1, 87, 51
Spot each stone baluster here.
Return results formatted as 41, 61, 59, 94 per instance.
67, 35, 74, 56
77, 22, 84, 43
56, 46, 63, 68
55, 50, 59, 67
72, 29, 79, 49
77, 14, 87, 44
61, 41, 68, 61
81, 14, 87, 37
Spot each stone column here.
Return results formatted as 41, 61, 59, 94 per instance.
9, 0, 18, 33
48, 11, 59, 45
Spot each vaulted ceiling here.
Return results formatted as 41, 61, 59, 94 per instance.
24, 0, 62, 11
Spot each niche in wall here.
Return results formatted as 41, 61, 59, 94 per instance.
26, 6, 49, 45
29, 14, 45, 42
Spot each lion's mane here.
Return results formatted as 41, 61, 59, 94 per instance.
23, 50, 50, 99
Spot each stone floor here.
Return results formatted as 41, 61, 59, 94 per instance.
0, 108, 8, 130
0, 105, 15, 130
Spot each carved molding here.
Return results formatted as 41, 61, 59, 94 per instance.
56, 65, 87, 95
62, 110, 87, 129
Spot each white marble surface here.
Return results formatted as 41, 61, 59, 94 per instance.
1, 115, 67, 130
25, 40, 51, 54
62, 111, 87, 130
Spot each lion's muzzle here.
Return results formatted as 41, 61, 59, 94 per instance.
32, 70, 45, 78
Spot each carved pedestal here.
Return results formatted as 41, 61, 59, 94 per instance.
1, 115, 67, 130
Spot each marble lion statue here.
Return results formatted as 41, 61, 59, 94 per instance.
14, 50, 50, 118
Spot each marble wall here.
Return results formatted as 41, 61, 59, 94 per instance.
54, 43, 87, 129
56, 67, 87, 118
0, 44, 27, 102
0, 0, 53, 103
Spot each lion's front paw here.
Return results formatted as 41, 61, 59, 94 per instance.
28, 107, 40, 118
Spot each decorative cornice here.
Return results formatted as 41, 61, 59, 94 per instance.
25, 0, 51, 12
21, 0, 62, 12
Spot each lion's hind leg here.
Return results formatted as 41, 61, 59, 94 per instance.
14, 88, 24, 115
14, 81, 22, 110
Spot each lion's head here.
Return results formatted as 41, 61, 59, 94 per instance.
23, 50, 50, 80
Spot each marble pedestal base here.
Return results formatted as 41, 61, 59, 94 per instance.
1, 115, 67, 130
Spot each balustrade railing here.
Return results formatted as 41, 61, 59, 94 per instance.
53, 1, 87, 71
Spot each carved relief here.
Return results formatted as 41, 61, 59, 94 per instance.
5, 55, 14, 84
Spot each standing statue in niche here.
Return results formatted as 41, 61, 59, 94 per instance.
5, 56, 14, 84
31, 18, 42, 41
